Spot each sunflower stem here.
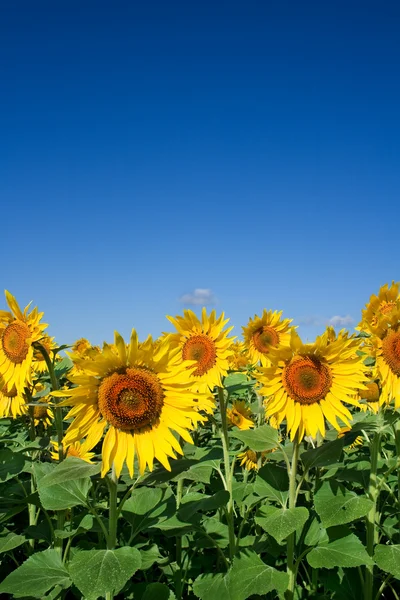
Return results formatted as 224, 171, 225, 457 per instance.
107, 464, 119, 550
175, 478, 184, 600
365, 431, 381, 600
285, 436, 300, 600
218, 386, 235, 561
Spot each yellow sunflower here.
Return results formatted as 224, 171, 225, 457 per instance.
242, 309, 293, 367
357, 380, 381, 414
67, 338, 101, 378
51, 440, 95, 463
0, 377, 28, 418
371, 324, 400, 408
227, 400, 254, 430
0, 292, 48, 394
32, 397, 53, 428
238, 446, 277, 471
32, 335, 58, 373
255, 329, 367, 441
227, 341, 252, 372
338, 427, 363, 449
53, 330, 203, 478
165, 308, 235, 395
359, 282, 400, 337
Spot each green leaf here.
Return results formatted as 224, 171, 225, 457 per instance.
254, 464, 289, 506
122, 487, 163, 515
140, 544, 162, 570
69, 547, 142, 600
307, 534, 374, 568
0, 549, 71, 598
173, 463, 213, 484
179, 490, 229, 520
229, 550, 289, 599
37, 476, 91, 510
39, 456, 100, 487
224, 373, 255, 395
142, 583, 172, 600
314, 482, 373, 527
374, 545, 400, 579
231, 425, 279, 451
255, 506, 309, 544
304, 518, 328, 547
193, 573, 231, 600
0, 449, 26, 482
301, 438, 344, 470
0, 532, 26, 553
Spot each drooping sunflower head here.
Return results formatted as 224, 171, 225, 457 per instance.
255, 328, 367, 441
370, 322, 400, 409
238, 446, 278, 471
242, 309, 294, 367
0, 377, 28, 418
32, 335, 57, 373
226, 400, 254, 430
32, 397, 54, 428
51, 440, 95, 463
165, 308, 235, 393
0, 292, 48, 394
55, 329, 203, 478
338, 427, 364, 450
359, 282, 400, 337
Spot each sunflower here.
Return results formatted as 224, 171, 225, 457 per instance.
359, 282, 400, 337
0, 291, 48, 394
238, 446, 277, 471
0, 377, 28, 418
371, 323, 400, 408
227, 400, 254, 430
228, 341, 252, 372
32, 335, 57, 373
242, 309, 293, 367
357, 379, 381, 414
51, 440, 95, 463
255, 329, 367, 441
53, 330, 203, 478
32, 397, 53, 428
165, 308, 235, 395
338, 427, 364, 449
68, 338, 101, 378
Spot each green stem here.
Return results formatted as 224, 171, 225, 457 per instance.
285, 436, 300, 600
105, 465, 119, 600
394, 422, 400, 506
175, 478, 184, 600
218, 386, 235, 561
365, 432, 381, 600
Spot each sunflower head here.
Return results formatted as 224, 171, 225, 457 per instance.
359, 282, 400, 337
338, 427, 363, 449
51, 440, 95, 463
238, 446, 278, 471
256, 328, 367, 441
226, 400, 254, 430
165, 308, 235, 393
32, 335, 57, 373
227, 341, 252, 372
0, 377, 28, 418
242, 309, 294, 367
55, 329, 204, 478
0, 292, 48, 394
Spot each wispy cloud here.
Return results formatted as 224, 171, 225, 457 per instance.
179, 288, 216, 306
327, 315, 354, 328
296, 315, 325, 327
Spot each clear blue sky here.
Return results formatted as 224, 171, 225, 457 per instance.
1, 1, 399, 347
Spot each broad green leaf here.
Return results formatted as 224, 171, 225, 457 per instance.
39, 456, 100, 487
0, 532, 26, 553
179, 490, 229, 520
301, 438, 344, 470
174, 463, 213, 484
231, 425, 279, 451
37, 476, 91, 510
193, 573, 231, 600
304, 518, 328, 547
69, 547, 142, 600
142, 583, 172, 600
335, 462, 370, 489
374, 545, 400, 579
197, 517, 229, 549
229, 550, 289, 599
314, 481, 373, 527
255, 506, 309, 544
254, 464, 289, 506
140, 544, 162, 570
319, 568, 362, 600
307, 534, 373, 568
224, 372, 255, 395
0, 549, 70, 598
0, 449, 26, 482
122, 487, 163, 515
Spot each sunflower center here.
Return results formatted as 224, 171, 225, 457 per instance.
33, 405, 48, 419
182, 334, 217, 376
253, 326, 280, 354
98, 367, 164, 431
230, 409, 242, 425
67, 446, 80, 458
381, 329, 400, 376
2, 384, 17, 398
380, 301, 396, 316
282, 355, 332, 405
2, 321, 31, 364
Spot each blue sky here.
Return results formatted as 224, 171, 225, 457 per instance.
1, 1, 399, 348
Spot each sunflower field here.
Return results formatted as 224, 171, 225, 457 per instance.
0, 284, 399, 600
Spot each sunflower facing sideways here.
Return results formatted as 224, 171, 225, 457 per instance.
53, 330, 204, 478
165, 308, 235, 397
242, 309, 293, 367
227, 400, 254, 430
0, 376, 28, 418
0, 291, 48, 395
255, 329, 367, 441
359, 281, 400, 337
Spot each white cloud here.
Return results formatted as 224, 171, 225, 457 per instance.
179, 288, 216, 306
297, 316, 325, 327
328, 315, 354, 328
